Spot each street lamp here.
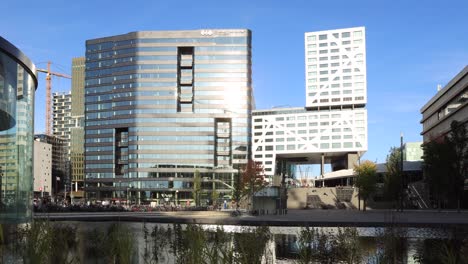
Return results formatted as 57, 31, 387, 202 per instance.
400, 132, 404, 212
175, 189, 179, 205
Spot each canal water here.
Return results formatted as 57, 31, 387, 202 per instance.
1, 221, 466, 263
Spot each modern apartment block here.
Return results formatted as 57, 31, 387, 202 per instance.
253, 27, 367, 181
52, 91, 72, 190
53, 92, 72, 144
421, 66, 468, 142
84, 29, 252, 204
70, 57, 85, 197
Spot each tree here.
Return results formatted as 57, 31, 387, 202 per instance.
193, 170, 202, 206
423, 120, 468, 209
237, 160, 268, 209
384, 147, 404, 208
446, 121, 468, 210
354, 160, 377, 211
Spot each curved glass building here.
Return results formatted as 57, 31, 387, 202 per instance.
0, 36, 37, 223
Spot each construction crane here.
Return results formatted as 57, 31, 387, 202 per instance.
37, 61, 71, 135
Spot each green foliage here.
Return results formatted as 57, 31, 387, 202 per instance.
211, 190, 220, 206
193, 170, 202, 206
18, 221, 79, 264
375, 227, 407, 264
296, 227, 363, 264
143, 223, 169, 264
106, 223, 135, 264
423, 121, 468, 209
234, 226, 271, 264
354, 160, 378, 211
413, 227, 468, 264
384, 147, 404, 205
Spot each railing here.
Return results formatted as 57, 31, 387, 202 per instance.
409, 184, 429, 209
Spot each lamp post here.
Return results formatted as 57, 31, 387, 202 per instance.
400, 132, 404, 212
175, 189, 179, 206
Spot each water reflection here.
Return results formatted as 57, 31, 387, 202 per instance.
1, 222, 467, 263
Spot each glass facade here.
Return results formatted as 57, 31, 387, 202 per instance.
84, 30, 253, 204
0, 37, 37, 223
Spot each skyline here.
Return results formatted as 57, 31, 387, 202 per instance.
1, 0, 467, 164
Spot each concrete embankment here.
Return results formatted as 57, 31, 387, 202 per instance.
34, 209, 468, 228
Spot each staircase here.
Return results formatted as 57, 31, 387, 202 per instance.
408, 182, 430, 209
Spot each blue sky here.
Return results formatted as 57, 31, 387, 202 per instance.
2, 0, 467, 164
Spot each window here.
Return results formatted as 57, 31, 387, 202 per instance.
319, 43, 328, 47
308, 51, 317, 55
265, 146, 273, 151
332, 143, 341, 148
342, 40, 351, 45
308, 58, 317, 62
354, 31, 362, 37
287, 145, 295, 150
307, 35, 316, 41
276, 131, 284, 135
319, 34, 327, 40
308, 64, 317, 69
276, 138, 284, 142
307, 44, 317, 49
276, 145, 284, 150
331, 49, 339, 53
342, 32, 350, 38
319, 57, 328, 61
275, 117, 284, 121
331, 56, 339, 60
319, 50, 328, 54
354, 39, 362, 44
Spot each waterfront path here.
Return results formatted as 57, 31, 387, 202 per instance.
34, 209, 468, 228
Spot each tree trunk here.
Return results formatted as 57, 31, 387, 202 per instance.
363, 199, 366, 211
358, 193, 361, 211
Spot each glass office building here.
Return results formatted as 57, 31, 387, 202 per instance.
84, 30, 252, 204
0, 36, 37, 222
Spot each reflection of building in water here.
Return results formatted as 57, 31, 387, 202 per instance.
84, 30, 253, 204
0, 36, 38, 223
